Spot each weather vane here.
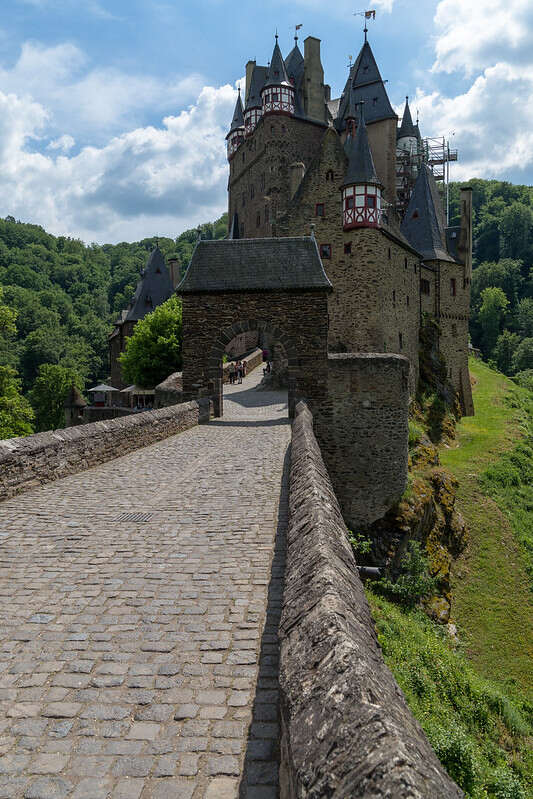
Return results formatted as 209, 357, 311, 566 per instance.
294, 23, 302, 42
354, 9, 376, 42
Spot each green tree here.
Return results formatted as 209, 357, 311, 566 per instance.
493, 331, 521, 375
119, 295, 183, 387
512, 338, 533, 373
29, 363, 83, 432
516, 297, 533, 338
478, 287, 509, 356
0, 366, 34, 438
499, 201, 533, 263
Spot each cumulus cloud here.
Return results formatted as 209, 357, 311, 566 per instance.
48, 134, 75, 152
408, 0, 533, 182
0, 70, 237, 242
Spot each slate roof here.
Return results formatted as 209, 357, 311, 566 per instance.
124, 246, 174, 323
343, 106, 381, 187
227, 90, 244, 135
401, 164, 455, 262
335, 41, 396, 130
178, 238, 332, 294
264, 38, 291, 89
88, 383, 120, 393
64, 385, 86, 408
245, 65, 268, 110
285, 41, 304, 84
398, 97, 418, 140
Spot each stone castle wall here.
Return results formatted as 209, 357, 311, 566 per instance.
0, 401, 206, 503
280, 399, 463, 798
228, 115, 326, 238
316, 353, 410, 528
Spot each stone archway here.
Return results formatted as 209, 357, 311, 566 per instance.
207, 319, 297, 417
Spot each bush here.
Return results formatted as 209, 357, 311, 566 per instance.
408, 419, 424, 448
374, 541, 438, 607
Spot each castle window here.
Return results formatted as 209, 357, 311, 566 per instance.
265, 205, 270, 223
367, 195, 376, 209
414, 263, 417, 274
344, 242, 352, 254
399, 332, 403, 350
320, 244, 331, 259
256, 212, 261, 227
388, 247, 391, 260
404, 257, 408, 269
326, 170, 334, 181
281, 124, 287, 134
392, 290, 396, 307
260, 173, 265, 190
450, 278, 456, 297
373, 96, 378, 105
406, 295, 410, 307
242, 152, 245, 163
452, 323, 457, 336
421, 279, 430, 295
449, 367, 453, 378
315, 203, 325, 217
250, 184, 255, 199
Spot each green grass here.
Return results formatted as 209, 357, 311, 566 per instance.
368, 591, 533, 799
439, 359, 533, 694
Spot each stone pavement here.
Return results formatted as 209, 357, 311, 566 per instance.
0, 367, 290, 799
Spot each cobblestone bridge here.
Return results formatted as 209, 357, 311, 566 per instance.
0, 368, 289, 799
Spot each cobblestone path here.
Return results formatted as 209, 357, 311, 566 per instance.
0, 368, 290, 799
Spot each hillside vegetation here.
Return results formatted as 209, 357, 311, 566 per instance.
368, 358, 533, 798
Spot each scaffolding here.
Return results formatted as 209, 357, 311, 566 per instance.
396, 135, 458, 224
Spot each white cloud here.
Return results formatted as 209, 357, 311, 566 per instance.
48, 134, 75, 152
0, 80, 237, 243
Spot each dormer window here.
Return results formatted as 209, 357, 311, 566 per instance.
315, 203, 325, 217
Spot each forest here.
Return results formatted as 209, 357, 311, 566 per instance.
1, 176, 533, 437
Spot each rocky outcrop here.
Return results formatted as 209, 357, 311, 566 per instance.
279, 400, 463, 798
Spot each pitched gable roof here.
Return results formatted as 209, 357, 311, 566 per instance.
178, 238, 332, 294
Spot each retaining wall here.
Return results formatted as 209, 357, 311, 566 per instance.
279, 400, 463, 798
0, 400, 207, 502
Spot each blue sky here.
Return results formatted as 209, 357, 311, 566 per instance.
0, 0, 532, 243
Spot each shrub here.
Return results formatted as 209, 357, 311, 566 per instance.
374, 541, 437, 607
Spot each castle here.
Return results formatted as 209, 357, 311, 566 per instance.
224, 30, 474, 414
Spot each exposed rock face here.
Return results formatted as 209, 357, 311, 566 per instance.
279, 400, 463, 798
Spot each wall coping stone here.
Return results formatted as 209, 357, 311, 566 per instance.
279, 399, 463, 798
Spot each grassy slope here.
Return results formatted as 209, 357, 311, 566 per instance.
439, 359, 533, 695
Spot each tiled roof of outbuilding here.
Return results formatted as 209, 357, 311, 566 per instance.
124, 246, 174, 322
178, 238, 332, 294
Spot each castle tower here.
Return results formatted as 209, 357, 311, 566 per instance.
226, 89, 245, 160
397, 97, 419, 156
342, 106, 383, 230
401, 165, 474, 414
244, 63, 266, 137
334, 37, 397, 206
261, 36, 295, 117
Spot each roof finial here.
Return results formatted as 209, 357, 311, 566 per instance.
364, 23, 368, 43
275, 29, 278, 42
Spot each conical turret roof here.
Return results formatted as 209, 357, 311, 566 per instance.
285, 40, 304, 83
342, 106, 381, 187
227, 90, 244, 136
398, 97, 417, 140
124, 245, 174, 323
263, 36, 291, 89
335, 40, 396, 130
401, 164, 454, 261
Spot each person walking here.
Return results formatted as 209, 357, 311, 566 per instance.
242, 360, 247, 377
237, 360, 243, 384
229, 361, 236, 385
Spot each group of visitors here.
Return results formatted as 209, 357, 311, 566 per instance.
228, 359, 247, 385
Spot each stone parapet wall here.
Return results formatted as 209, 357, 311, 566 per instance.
279, 399, 463, 798
0, 401, 204, 502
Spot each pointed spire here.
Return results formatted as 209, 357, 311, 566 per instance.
228, 88, 244, 135
264, 35, 291, 88
343, 104, 381, 187
335, 39, 396, 130
401, 164, 454, 261
285, 39, 304, 83
398, 96, 417, 139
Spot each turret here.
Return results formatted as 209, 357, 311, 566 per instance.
397, 97, 419, 156
261, 35, 295, 117
342, 105, 383, 229
226, 88, 245, 160
244, 64, 265, 137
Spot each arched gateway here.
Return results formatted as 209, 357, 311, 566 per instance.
178, 237, 332, 417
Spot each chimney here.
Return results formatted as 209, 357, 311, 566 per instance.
245, 60, 256, 104
303, 37, 326, 123
167, 255, 181, 290
289, 162, 305, 198
458, 187, 473, 280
